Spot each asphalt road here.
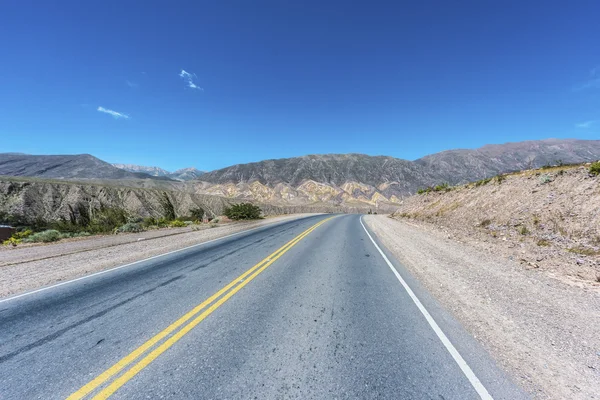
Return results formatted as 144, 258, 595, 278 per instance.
0, 214, 527, 399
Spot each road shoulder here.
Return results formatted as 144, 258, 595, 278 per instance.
364, 214, 600, 400
0, 214, 319, 299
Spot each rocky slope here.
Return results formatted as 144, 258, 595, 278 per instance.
112, 163, 170, 177
0, 178, 230, 224
0, 154, 168, 181
416, 138, 600, 184
196, 139, 600, 206
0, 177, 357, 225
113, 164, 205, 181
389, 163, 600, 284
3, 139, 600, 212
170, 167, 205, 181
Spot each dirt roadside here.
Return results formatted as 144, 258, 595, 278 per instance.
0, 214, 319, 299
364, 215, 600, 400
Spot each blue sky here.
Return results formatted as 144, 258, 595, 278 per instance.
1, 1, 599, 171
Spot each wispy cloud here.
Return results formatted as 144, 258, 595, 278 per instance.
573, 66, 600, 91
97, 106, 130, 119
576, 120, 595, 128
179, 69, 203, 91
126, 80, 138, 88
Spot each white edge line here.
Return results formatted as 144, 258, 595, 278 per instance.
360, 216, 493, 400
0, 216, 315, 304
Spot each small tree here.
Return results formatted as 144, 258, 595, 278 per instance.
223, 203, 262, 220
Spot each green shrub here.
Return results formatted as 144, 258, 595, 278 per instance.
10, 229, 33, 240
474, 178, 492, 187
168, 220, 187, 228
116, 222, 145, 233
495, 174, 506, 184
142, 217, 157, 227
25, 230, 62, 243
86, 207, 129, 234
3, 237, 21, 246
223, 203, 262, 220
518, 226, 529, 235
433, 183, 449, 192
417, 187, 432, 195
590, 161, 600, 176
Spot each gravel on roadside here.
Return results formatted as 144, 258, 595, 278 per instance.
0, 214, 318, 299
364, 214, 600, 400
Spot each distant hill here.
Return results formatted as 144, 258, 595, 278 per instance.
197, 139, 600, 205
112, 163, 170, 177
2, 139, 599, 210
0, 154, 168, 180
169, 167, 205, 181
415, 138, 600, 184
113, 164, 204, 181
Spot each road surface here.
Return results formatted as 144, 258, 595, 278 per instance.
0, 214, 527, 399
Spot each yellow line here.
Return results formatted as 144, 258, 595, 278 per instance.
68, 216, 333, 400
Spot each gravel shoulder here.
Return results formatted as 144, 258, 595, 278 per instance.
364, 215, 600, 400
0, 214, 318, 299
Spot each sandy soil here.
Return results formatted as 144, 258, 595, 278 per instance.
0, 214, 317, 299
392, 165, 600, 285
364, 214, 600, 400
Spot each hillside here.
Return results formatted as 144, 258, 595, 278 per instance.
416, 138, 600, 184
2, 139, 600, 211
389, 162, 600, 284
196, 139, 600, 205
0, 178, 356, 226
112, 163, 170, 177
0, 154, 168, 181
113, 164, 205, 181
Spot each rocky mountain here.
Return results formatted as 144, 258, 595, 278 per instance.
113, 164, 204, 181
170, 168, 205, 181
196, 139, 600, 205
415, 139, 600, 184
112, 163, 170, 177
0, 154, 169, 180
2, 139, 599, 213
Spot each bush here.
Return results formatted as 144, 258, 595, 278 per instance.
474, 178, 492, 187
116, 222, 145, 233
590, 161, 600, 176
25, 230, 62, 243
190, 207, 205, 221
12, 229, 33, 239
168, 220, 187, 228
3, 237, 21, 246
142, 217, 157, 227
86, 207, 129, 234
223, 203, 262, 220
433, 183, 449, 192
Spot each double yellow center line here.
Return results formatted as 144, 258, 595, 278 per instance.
68, 216, 334, 399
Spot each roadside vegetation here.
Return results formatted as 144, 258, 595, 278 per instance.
1, 202, 261, 247
223, 203, 262, 220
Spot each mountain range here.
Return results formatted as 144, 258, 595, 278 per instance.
112, 164, 204, 181
1, 138, 599, 210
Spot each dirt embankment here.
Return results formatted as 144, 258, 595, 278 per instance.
392, 164, 600, 285
365, 215, 600, 400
